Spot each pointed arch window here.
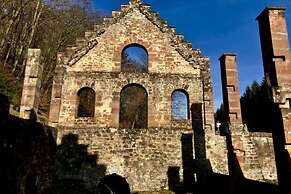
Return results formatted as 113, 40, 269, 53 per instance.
77, 87, 96, 118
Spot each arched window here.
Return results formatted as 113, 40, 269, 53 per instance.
119, 84, 148, 129
121, 44, 148, 73
77, 87, 95, 118
171, 90, 189, 120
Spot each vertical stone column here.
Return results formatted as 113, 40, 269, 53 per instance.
201, 58, 215, 131
219, 53, 243, 126
20, 49, 42, 119
257, 7, 291, 145
111, 91, 120, 128
219, 53, 250, 183
49, 53, 65, 127
257, 6, 291, 188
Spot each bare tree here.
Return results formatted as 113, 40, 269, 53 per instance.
0, 0, 103, 109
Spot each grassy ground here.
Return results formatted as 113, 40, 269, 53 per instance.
134, 191, 175, 194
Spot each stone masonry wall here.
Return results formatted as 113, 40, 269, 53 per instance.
249, 133, 277, 182
49, 0, 229, 191
56, 126, 229, 192
219, 53, 242, 125
229, 129, 278, 183
69, 9, 199, 75
257, 6, 291, 155
257, 6, 291, 188
20, 49, 42, 119
58, 72, 201, 129
57, 127, 192, 191
219, 52, 278, 183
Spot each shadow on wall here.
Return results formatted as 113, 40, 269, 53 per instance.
167, 103, 280, 194
47, 133, 107, 194
0, 94, 56, 194
97, 173, 131, 194
269, 103, 291, 192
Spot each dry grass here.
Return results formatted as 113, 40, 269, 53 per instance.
133, 191, 175, 194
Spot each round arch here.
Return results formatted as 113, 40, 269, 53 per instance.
96, 174, 130, 194
171, 89, 190, 120
76, 87, 96, 118
121, 44, 149, 73
119, 83, 148, 129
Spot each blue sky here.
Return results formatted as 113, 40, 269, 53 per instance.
92, 0, 291, 110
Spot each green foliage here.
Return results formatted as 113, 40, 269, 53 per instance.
121, 48, 148, 73
0, 0, 103, 112
240, 78, 273, 131
214, 103, 224, 124
120, 85, 148, 129
0, 70, 20, 105
215, 77, 273, 132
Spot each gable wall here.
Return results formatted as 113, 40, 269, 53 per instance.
69, 10, 198, 75
58, 9, 203, 128
49, 4, 229, 192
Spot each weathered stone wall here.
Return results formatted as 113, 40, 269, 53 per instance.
57, 127, 191, 191
219, 53, 242, 125
219, 52, 278, 183
70, 10, 199, 76
49, 0, 229, 191
201, 58, 215, 131
56, 126, 229, 191
205, 134, 228, 175
49, 53, 65, 127
20, 49, 42, 119
58, 72, 201, 128
231, 130, 277, 182
257, 6, 291, 154
249, 133, 277, 182
257, 6, 291, 189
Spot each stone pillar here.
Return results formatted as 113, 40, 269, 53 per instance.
201, 58, 215, 131
219, 53, 250, 184
257, 6, 291, 188
257, 7, 291, 146
219, 53, 243, 126
49, 53, 65, 126
111, 91, 120, 128
20, 49, 42, 119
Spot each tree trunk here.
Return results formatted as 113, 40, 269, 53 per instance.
13, 0, 43, 75
0, 2, 22, 51
12, 22, 28, 73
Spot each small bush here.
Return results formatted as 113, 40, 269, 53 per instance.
0, 70, 21, 106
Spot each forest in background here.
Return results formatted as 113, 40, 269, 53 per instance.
0, 0, 102, 112
215, 78, 273, 132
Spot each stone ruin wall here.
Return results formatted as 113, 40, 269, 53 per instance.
20, 49, 43, 119
58, 127, 190, 191
57, 73, 201, 129
257, 6, 291, 188
18, 0, 285, 192
219, 53, 278, 183
230, 130, 277, 182
48, 1, 228, 191
248, 133, 277, 182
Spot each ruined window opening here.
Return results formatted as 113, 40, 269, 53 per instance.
77, 87, 95, 118
119, 84, 148, 129
121, 44, 148, 73
171, 90, 190, 120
